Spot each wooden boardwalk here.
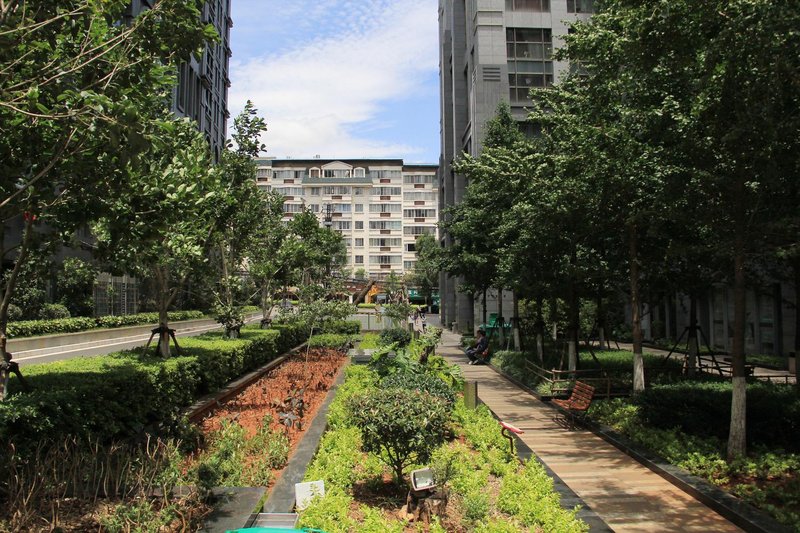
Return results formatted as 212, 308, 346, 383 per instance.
438, 330, 743, 532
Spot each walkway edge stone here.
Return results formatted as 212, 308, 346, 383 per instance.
485, 361, 792, 533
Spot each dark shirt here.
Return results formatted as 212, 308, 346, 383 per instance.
475, 335, 488, 352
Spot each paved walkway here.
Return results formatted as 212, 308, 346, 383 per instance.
437, 329, 743, 532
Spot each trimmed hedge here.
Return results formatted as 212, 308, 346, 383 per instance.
7, 310, 206, 339
0, 325, 305, 454
320, 320, 361, 335
635, 381, 800, 451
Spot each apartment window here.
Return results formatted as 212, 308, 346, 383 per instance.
567, 0, 594, 13
324, 168, 352, 178
404, 226, 436, 236
405, 243, 416, 252
310, 187, 321, 196
355, 204, 364, 213
343, 238, 352, 247
273, 187, 304, 197
283, 203, 304, 213
354, 187, 364, 196
403, 174, 438, 185
404, 261, 416, 270
355, 238, 364, 247
368, 170, 402, 179
404, 209, 436, 218
355, 221, 364, 230
322, 186, 350, 195
507, 28, 554, 101
308, 204, 320, 213
332, 221, 351, 231
332, 203, 351, 213
310, 168, 320, 178
403, 191, 435, 201
505, 0, 549, 11
369, 204, 401, 213
371, 187, 402, 196
370, 255, 401, 265
370, 220, 402, 230
355, 255, 364, 264
354, 167, 366, 177
370, 238, 401, 247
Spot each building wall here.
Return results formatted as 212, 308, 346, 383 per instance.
438, 0, 593, 332
254, 159, 439, 280
129, 0, 231, 162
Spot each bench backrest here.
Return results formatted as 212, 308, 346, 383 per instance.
569, 381, 595, 409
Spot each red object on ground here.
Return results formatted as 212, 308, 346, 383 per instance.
499, 421, 523, 434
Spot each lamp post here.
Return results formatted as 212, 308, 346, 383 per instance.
322, 203, 333, 229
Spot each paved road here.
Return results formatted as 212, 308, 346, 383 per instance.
14, 315, 263, 367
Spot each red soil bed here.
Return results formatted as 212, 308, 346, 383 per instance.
196, 346, 347, 457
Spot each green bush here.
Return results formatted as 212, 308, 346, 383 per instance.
6, 303, 22, 321
307, 333, 353, 349
6, 310, 206, 338
38, 303, 71, 320
635, 381, 800, 451
320, 320, 361, 335
380, 371, 456, 411
379, 327, 411, 348
347, 388, 449, 481
0, 326, 299, 454
357, 303, 376, 309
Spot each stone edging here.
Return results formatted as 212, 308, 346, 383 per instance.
485, 362, 792, 533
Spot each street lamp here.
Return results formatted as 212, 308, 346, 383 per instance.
322, 203, 333, 229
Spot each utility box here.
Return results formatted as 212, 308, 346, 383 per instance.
463, 380, 479, 409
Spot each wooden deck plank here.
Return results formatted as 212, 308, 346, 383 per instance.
438, 330, 743, 533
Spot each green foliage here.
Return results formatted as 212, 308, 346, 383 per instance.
326, 365, 379, 430
380, 371, 456, 411
347, 388, 449, 481
307, 333, 353, 349
0, 325, 300, 453
6, 304, 22, 322
357, 303, 376, 309
6, 310, 206, 338
297, 488, 355, 533
38, 303, 70, 320
56, 258, 98, 317
497, 459, 587, 532
379, 327, 411, 348
358, 332, 380, 349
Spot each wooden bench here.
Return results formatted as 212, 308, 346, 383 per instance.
552, 380, 595, 428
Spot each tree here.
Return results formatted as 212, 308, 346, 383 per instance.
0, 0, 211, 392
57, 258, 98, 317
94, 116, 220, 356
412, 234, 439, 309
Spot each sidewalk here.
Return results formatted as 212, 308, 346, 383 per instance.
437, 329, 743, 532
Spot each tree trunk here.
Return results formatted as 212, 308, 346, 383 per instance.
482, 289, 487, 329
497, 287, 504, 344
512, 292, 521, 351
794, 260, 800, 396
0, 216, 34, 400
727, 234, 748, 461
567, 276, 579, 372
629, 222, 645, 393
687, 294, 698, 376
597, 293, 606, 350
155, 267, 172, 357
535, 295, 544, 363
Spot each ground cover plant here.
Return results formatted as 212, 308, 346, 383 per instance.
588, 383, 800, 531
298, 343, 588, 532
0, 319, 312, 531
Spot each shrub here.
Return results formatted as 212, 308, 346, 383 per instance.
307, 333, 353, 349
379, 327, 411, 348
357, 303, 376, 309
297, 488, 355, 533
56, 258, 98, 317
380, 371, 456, 411
347, 388, 449, 481
7, 316, 97, 338
38, 303, 71, 320
6, 304, 22, 321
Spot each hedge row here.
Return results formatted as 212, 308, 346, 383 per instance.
0, 321, 311, 454
635, 381, 800, 451
7, 310, 206, 339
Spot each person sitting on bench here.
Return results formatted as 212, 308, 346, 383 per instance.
466, 329, 489, 365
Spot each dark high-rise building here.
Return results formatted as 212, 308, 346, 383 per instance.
129, 0, 232, 161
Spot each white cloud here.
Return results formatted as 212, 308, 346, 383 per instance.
228, 0, 438, 159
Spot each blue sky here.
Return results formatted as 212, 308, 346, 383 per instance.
228, 0, 440, 164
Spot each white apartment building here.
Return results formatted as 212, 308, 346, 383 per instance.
254, 158, 439, 280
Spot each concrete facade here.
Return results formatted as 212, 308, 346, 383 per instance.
438, 0, 593, 332
254, 158, 439, 280
130, 0, 231, 162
